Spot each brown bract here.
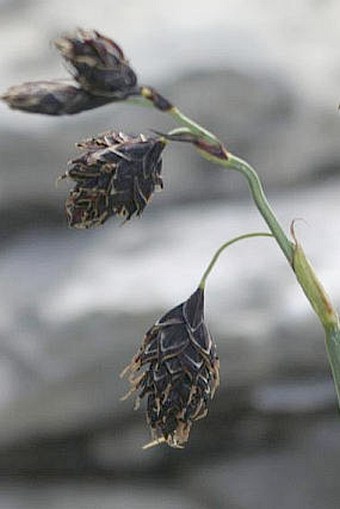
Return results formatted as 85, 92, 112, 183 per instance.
61, 131, 165, 229
121, 288, 220, 448
54, 29, 138, 98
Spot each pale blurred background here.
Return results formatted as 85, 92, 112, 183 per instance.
1, 0, 340, 508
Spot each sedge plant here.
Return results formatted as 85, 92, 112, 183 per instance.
2, 29, 340, 448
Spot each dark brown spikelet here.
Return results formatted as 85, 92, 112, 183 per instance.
121, 288, 220, 449
1, 80, 115, 116
54, 29, 138, 98
61, 131, 165, 229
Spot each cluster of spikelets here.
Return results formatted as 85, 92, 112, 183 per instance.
3, 29, 138, 115
4, 29, 169, 229
2, 29, 220, 448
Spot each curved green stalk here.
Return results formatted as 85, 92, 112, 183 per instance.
169, 113, 294, 263
126, 93, 219, 145
223, 154, 294, 263
199, 232, 273, 289
127, 93, 293, 262
192, 148, 294, 263
131, 93, 293, 263
168, 107, 220, 145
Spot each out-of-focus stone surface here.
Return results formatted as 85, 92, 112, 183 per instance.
185, 417, 340, 509
0, 483, 199, 509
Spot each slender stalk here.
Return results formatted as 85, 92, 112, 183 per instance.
326, 326, 340, 404
126, 94, 220, 145
199, 232, 273, 289
224, 154, 294, 263
125, 95, 154, 109
192, 145, 294, 263
168, 107, 220, 145
133, 94, 294, 262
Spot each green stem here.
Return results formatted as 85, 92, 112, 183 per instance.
125, 95, 154, 109
224, 154, 294, 263
168, 107, 220, 145
193, 147, 294, 263
126, 94, 219, 145
326, 326, 340, 404
199, 232, 273, 289
163, 107, 294, 263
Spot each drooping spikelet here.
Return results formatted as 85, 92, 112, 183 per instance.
2, 29, 139, 116
54, 29, 138, 98
121, 288, 220, 448
1, 80, 113, 115
61, 131, 165, 228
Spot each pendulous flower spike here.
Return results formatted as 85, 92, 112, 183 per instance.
121, 287, 220, 448
1, 80, 114, 116
61, 131, 166, 229
54, 29, 138, 98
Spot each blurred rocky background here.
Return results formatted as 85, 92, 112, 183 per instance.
1, 0, 340, 507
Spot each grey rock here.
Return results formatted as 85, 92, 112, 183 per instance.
0, 483, 199, 509
168, 69, 340, 193
186, 418, 340, 509
251, 379, 336, 414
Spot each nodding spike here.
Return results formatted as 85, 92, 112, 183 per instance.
121, 287, 220, 448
